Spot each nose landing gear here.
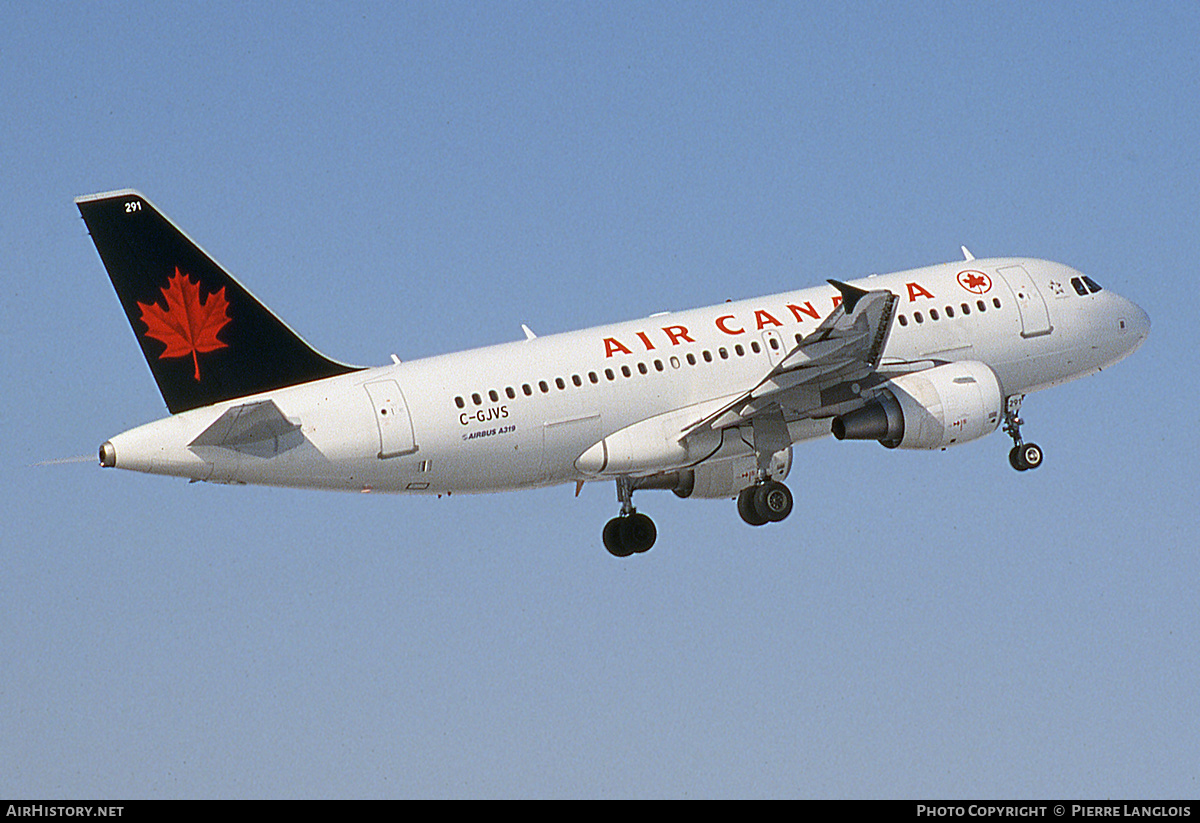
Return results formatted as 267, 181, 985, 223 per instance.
1003, 395, 1043, 472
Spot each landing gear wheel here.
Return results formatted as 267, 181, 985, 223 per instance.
738, 486, 768, 526
1009, 445, 1027, 472
603, 512, 656, 557
1018, 442, 1043, 470
1009, 442, 1043, 471
620, 512, 657, 554
754, 480, 793, 522
603, 517, 633, 557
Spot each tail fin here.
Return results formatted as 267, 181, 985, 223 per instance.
77, 190, 361, 413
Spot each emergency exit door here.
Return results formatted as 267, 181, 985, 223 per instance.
996, 265, 1052, 338
364, 380, 417, 458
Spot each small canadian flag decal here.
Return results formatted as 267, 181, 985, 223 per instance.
137, 268, 231, 381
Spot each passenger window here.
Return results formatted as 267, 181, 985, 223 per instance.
961, 303, 970, 315
505, 387, 515, 399
686, 353, 696, 366
621, 365, 631, 377
555, 377, 565, 390
702, 350, 713, 363
605, 368, 615, 381
654, 359, 664, 371
472, 393, 482, 406
719, 347, 728, 359
455, 396, 465, 409
751, 341, 761, 354
993, 297, 1001, 308
589, 372, 599, 384
914, 312, 924, 323
930, 309, 940, 321
488, 389, 498, 402
977, 300, 986, 312
898, 314, 908, 326
538, 381, 549, 393
522, 384, 532, 396
735, 344, 745, 356
670, 356, 680, 369
572, 374, 582, 387
637, 362, 648, 374
945, 305, 954, 318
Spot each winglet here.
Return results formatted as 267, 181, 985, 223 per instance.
827, 279, 870, 314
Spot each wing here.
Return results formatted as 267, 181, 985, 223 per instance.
681, 280, 899, 436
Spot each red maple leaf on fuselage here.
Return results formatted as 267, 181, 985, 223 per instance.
137, 268, 231, 381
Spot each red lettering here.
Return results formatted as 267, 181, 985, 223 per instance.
786, 302, 821, 322
715, 315, 745, 335
662, 325, 694, 346
604, 337, 632, 357
754, 310, 783, 330
906, 281, 934, 302
832, 295, 842, 309
635, 331, 656, 351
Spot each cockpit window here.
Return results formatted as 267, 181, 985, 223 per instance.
1082, 276, 1103, 293
1071, 277, 1089, 296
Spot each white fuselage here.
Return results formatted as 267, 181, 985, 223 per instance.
103, 258, 1149, 494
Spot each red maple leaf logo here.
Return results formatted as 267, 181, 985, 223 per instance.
957, 270, 992, 294
137, 268, 231, 381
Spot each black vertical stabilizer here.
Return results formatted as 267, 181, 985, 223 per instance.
77, 190, 361, 413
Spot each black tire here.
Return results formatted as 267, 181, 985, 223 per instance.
603, 517, 634, 557
1009, 445, 1028, 471
754, 480, 793, 522
1019, 442, 1043, 470
738, 486, 768, 526
619, 512, 657, 554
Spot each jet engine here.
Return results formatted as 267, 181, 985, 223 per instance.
831, 361, 1003, 449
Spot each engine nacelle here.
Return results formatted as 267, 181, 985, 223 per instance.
832, 361, 1003, 450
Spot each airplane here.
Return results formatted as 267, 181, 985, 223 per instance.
77, 189, 1150, 557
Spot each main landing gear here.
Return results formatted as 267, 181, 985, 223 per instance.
1003, 394, 1043, 472
736, 478, 794, 526
600, 473, 796, 556
602, 477, 657, 557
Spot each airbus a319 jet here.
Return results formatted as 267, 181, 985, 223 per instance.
77, 190, 1149, 557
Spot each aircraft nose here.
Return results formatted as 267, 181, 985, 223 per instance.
1121, 297, 1151, 347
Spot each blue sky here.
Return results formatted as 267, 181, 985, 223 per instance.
2, 1, 1197, 798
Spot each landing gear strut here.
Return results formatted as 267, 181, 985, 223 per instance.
737, 477, 794, 526
1003, 394, 1043, 472
602, 477, 657, 557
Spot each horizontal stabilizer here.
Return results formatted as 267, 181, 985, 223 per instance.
189, 400, 302, 456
